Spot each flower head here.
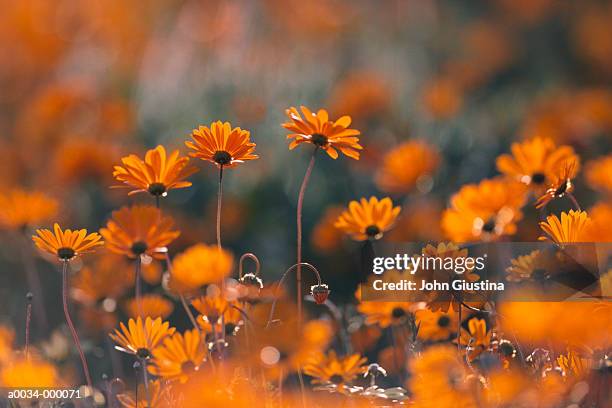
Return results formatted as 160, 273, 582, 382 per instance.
113, 145, 197, 197
0, 357, 59, 388
124, 294, 174, 319
149, 329, 207, 383
539, 210, 591, 245
334, 196, 401, 241
303, 350, 367, 390
168, 244, 233, 294
415, 308, 458, 342
109, 316, 176, 359
0, 189, 58, 230
32, 223, 103, 261
186, 121, 258, 168
535, 160, 577, 209
116, 379, 170, 408
496, 137, 579, 190
358, 301, 415, 328
100, 206, 180, 259
376, 141, 440, 194
458, 317, 492, 360
585, 154, 612, 194
283, 106, 362, 159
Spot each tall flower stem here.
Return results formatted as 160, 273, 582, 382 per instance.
216, 166, 227, 346
140, 358, 152, 407
566, 192, 581, 211
135, 257, 142, 317
296, 149, 317, 327
25, 293, 32, 359
62, 261, 92, 389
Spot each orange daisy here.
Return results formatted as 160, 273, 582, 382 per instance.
376, 141, 440, 194
334, 196, 401, 241
585, 154, 612, 194
112, 145, 197, 197
186, 121, 258, 168
70, 255, 134, 304
168, 244, 233, 294
116, 380, 170, 408
303, 351, 367, 389
415, 308, 458, 342
539, 210, 591, 245
441, 178, 527, 242
357, 301, 416, 328
100, 205, 180, 259
124, 294, 174, 319
149, 329, 207, 383
457, 317, 492, 360
0, 189, 58, 230
32, 223, 104, 261
496, 137, 579, 190
282, 106, 362, 159
109, 316, 176, 359
534, 160, 577, 209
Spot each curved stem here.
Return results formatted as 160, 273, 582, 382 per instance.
296, 149, 317, 329
265, 262, 322, 329
62, 261, 92, 389
239, 253, 261, 278
566, 192, 581, 211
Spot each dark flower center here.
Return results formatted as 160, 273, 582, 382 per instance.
437, 315, 451, 328
148, 182, 167, 196
57, 247, 76, 260
531, 172, 546, 184
554, 182, 568, 196
391, 307, 406, 319
499, 341, 515, 357
225, 323, 237, 336
329, 374, 344, 385
365, 225, 381, 238
311, 133, 328, 147
213, 151, 232, 165
181, 361, 197, 374
136, 348, 151, 359
131, 241, 148, 256
482, 219, 496, 233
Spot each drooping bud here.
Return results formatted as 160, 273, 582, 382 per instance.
310, 284, 330, 305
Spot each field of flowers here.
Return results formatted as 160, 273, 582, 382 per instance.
0, 1, 611, 407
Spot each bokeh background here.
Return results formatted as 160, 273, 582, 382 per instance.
1, 0, 611, 391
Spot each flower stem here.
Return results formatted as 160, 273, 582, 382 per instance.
21, 236, 48, 332
216, 166, 227, 348
296, 149, 317, 328
25, 293, 32, 360
457, 300, 462, 352
566, 192, 581, 211
135, 257, 142, 317
62, 261, 92, 389
140, 358, 152, 407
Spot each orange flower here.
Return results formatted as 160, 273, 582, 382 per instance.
441, 178, 526, 242
539, 210, 591, 245
303, 351, 367, 389
376, 141, 440, 194
149, 329, 207, 383
70, 255, 134, 304
32, 223, 103, 261
587, 202, 612, 243
109, 316, 176, 359
100, 206, 180, 259
534, 160, 577, 209
421, 77, 463, 119
496, 137, 579, 190
457, 318, 492, 360
186, 121, 258, 168
585, 154, 612, 194
334, 196, 401, 241
0, 189, 58, 230
358, 301, 416, 328
556, 348, 590, 377
310, 206, 344, 253
415, 308, 458, 341
124, 294, 174, 319
0, 357, 60, 388
112, 145, 197, 197
168, 244, 233, 293
282, 106, 362, 159
328, 71, 392, 121
116, 380, 170, 408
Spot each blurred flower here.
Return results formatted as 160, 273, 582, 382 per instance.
334, 196, 401, 241
124, 294, 174, 319
191, 293, 231, 323
70, 255, 134, 304
421, 77, 463, 119
557, 348, 590, 377
311, 206, 344, 253
149, 329, 207, 383
194, 295, 244, 338
386, 199, 443, 242
100, 205, 180, 259
282, 106, 362, 160
585, 154, 612, 194
0, 189, 58, 230
52, 138, 121, 186
116, 379, 170, 408
505, 249, 550, 282
328, 71, 392, 121
442, 178, 526, 242
496, 137, 580, 190
113, 145, 197, 197
375, 141, 440, 194
358, 301, 415, 328
186, 121, 258, 168
415, 308, 458, 342
169, 244, 233, 293
539, 210, 591, 245
573, 4, 612, 76
458, 317, 492, 360
408, 345, 477, 407
535, 160, 577, 208
303, 350, 367, 390
586, 201, 612, 242
0, 325, 15, 363
109, 316, 176, 359
32, 223, 103, 261
0, 357, 59, 388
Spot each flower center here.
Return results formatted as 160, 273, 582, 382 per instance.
554, 181, 569, 196
437, 315, 451, 328
310, 133, 328, 147
136, 348, 151, 359
225, 323, 237, 336
148, 182, 167, 196
391, 307, 406, 319
365, 225, 381, 238
57, 247, 76, 261
329, 374, 344, 385
531, 172, 546, 184
181, 361, 197, 374
131, 241, 148, 256
499, 342, 515, 357
481, 219, 496, 233
213, 151, 232, 165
